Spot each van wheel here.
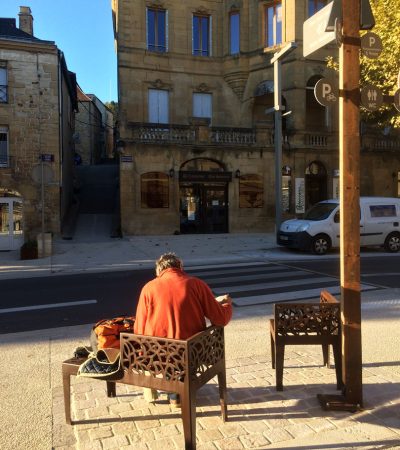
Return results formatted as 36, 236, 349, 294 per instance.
311, 235, 331, 255
384, 233, 400, 253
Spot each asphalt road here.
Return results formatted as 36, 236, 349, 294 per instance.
276, 254, 400, 288
0, 269, 153, 334
1, 254, 399, 334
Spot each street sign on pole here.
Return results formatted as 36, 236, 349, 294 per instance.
360, 84, 383, 111
303, 2, 335, 57
314, 78, 338, 107
360, 32, 382, 59
394, 89, 400, 113
326, 0, 375, 31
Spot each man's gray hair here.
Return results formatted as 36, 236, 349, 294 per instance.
155, 252, 183, 274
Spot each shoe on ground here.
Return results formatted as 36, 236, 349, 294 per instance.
169, 398, 181, 408
143, 388, 159, 403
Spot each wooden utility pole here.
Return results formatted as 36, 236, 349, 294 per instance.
318, 0, 363, 410
339, 0, 363, 408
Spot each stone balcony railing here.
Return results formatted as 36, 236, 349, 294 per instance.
211, 127, 256, 144
128, 122, 260, 146
362, 133, 400, 151
129, 123, 196, 144
125, 122, 399, 152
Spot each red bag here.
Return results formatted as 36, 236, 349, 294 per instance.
91, 316, 135, 350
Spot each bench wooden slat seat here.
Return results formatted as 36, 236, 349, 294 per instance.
63, 326, 227, 450
270, 290, 343, 391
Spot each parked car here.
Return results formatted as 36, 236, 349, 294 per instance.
278, 197, 400, 255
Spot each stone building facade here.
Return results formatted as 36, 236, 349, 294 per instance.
111, 0, 400, 236
75, 88, 103, 165
0, 7, 77, 250
88, 94, 115, 160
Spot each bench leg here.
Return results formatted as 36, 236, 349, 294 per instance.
217, 371, 228, 422
322, 344, 330, 368
181, 388, 196, 450
275, 345, 285, 391
106, 381, 116, 398
62, 368, 72, 425
270, 332, 276, 370
332, 342, 344, 390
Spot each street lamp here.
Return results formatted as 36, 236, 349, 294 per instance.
266, 41, 297, 241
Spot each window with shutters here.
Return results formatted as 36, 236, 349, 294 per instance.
0, 127, 9, 167
148, 89, 169, 124
193, 15, 211, 56
192, 93, 212, 119
0, 62, 7, 103
264, 1, 282, 47
141, 172, 169, 208
147, 8, 168, 52
230, 11, 240, 55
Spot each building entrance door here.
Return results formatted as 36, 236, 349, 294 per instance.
180, 184, 228, 233
0, 197, 24, 250
305, 161, 327, 208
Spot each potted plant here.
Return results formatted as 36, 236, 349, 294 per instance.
20, 239, 38, 260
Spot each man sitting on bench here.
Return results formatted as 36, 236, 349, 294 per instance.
134, 252, 233, 407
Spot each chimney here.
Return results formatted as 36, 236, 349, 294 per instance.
18, 6, 34, 35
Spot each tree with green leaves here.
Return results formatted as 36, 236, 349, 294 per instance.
327, 0, 400, 127
105, 101, 119, 125
361, 0, 400, 127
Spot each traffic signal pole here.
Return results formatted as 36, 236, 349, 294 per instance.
318, 0, 363, 411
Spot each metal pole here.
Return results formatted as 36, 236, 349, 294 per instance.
41, 160, 45, 255
274, 58, 282, 236
269, 42, 297, 239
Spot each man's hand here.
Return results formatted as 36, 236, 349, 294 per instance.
215, 294, 232, 305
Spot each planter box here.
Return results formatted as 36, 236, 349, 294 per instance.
20, 245, 38, 260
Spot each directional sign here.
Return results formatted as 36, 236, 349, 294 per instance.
303, 2, 335, 57
361, 32, 382, 59
360, 84, 383, 111
394, 89, 400, 113
40, 153, 54, 162
314, 78, 338, 107
326, 0, 375, 31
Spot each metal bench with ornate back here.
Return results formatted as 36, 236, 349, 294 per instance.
269, 290, 343, 391
63, 326, 227, 450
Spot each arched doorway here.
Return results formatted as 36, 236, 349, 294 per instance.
305, 161, 327, 208
179, 158, 231, 233
0, 189, 24, 250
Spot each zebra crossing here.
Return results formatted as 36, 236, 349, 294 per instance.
186, 261, 379, 307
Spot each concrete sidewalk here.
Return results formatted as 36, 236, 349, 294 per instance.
0, 233, 279, 280
2, 289, 400, 450
1, 233, 400, 449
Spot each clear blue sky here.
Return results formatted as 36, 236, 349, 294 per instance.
2, 1, 117, 103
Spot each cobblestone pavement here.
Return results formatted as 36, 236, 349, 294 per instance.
54, 346, 400, 450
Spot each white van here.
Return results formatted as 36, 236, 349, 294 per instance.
278, 197, 400, 255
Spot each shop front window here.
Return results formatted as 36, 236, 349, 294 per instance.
141, 172, 169, 208
239, 174, 264, 208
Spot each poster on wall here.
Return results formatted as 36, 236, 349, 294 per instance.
332, 177, 339, 199
295, 178, 305, 214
